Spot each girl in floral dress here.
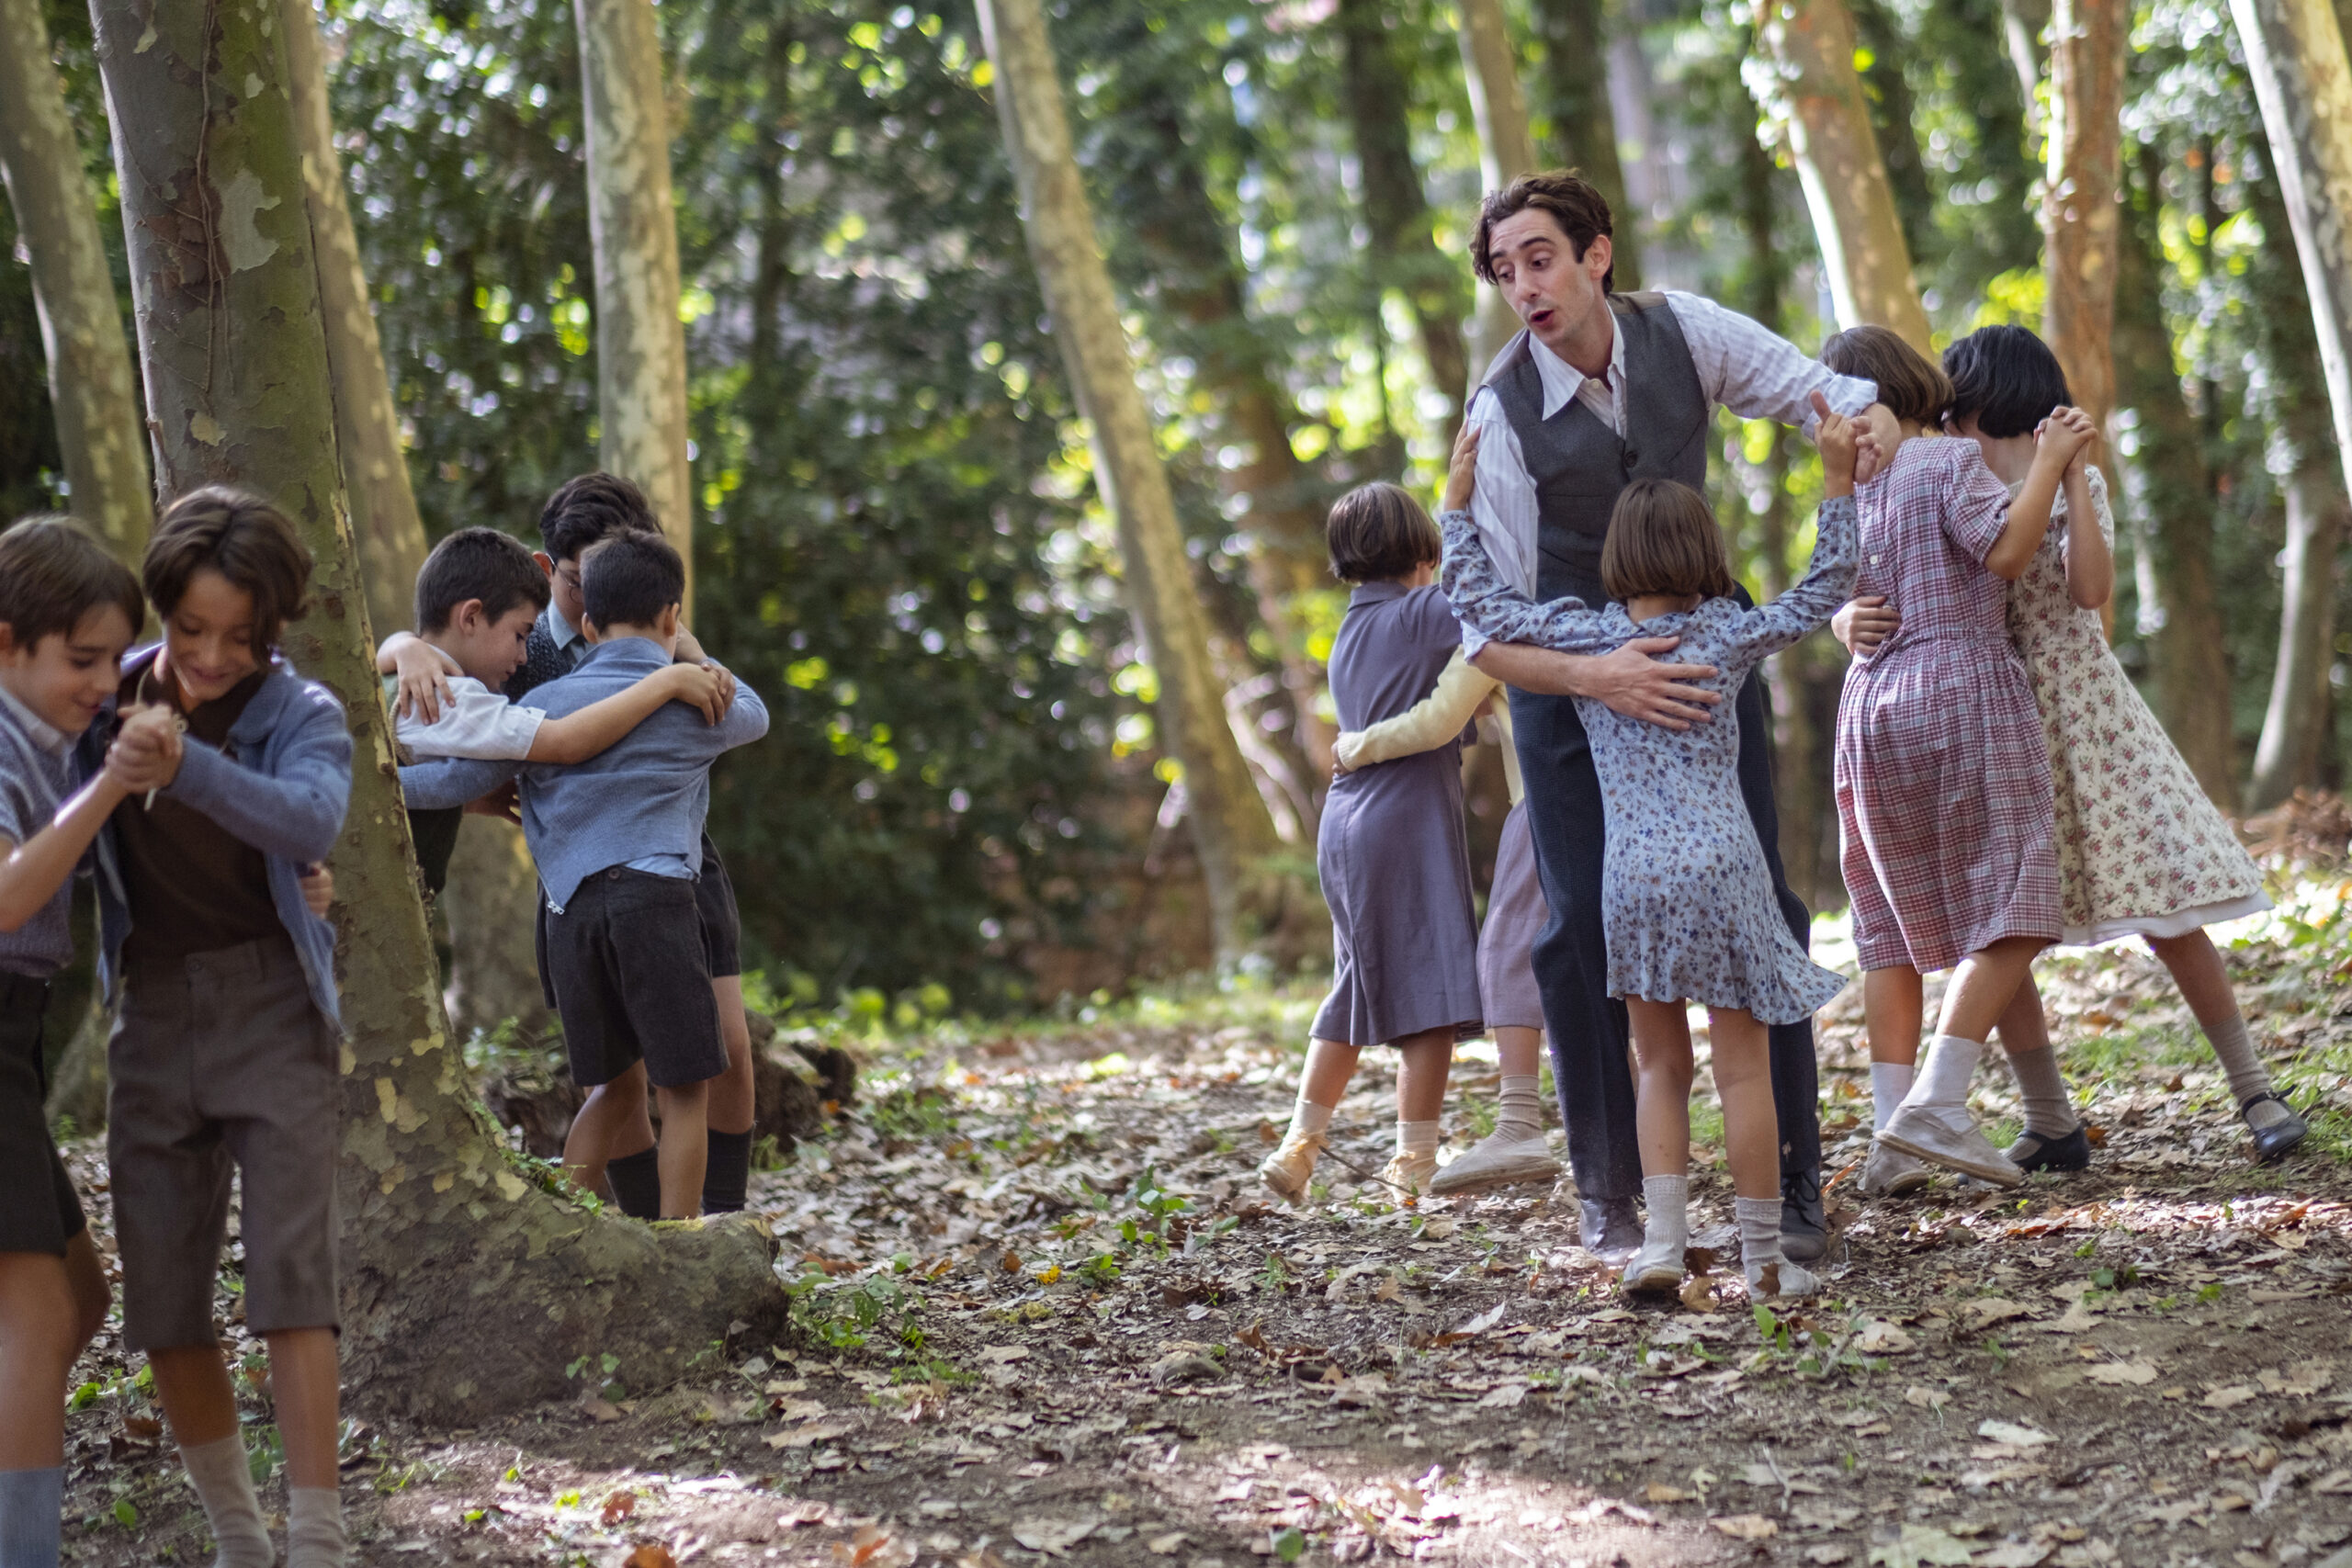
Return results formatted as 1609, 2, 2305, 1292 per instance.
1442, 400, 1859, 1300
1823, 326, 2089, 1190
1841, 326, 2305, 1168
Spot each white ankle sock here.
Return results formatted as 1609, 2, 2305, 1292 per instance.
1736, 1193, 1786, 1278
1494, 1075, 1544, 1143
1905, 1034, 1985, 1124
1285, 1098, 1334, 1142
178, 1435, 274, 1568
1641, 1174, 1690, 1254
1396, 1119, 1440, 1160
1870, 1061, 1915, 1130
288, 1486, 344, 1568
2006, 1046, 2077, 1138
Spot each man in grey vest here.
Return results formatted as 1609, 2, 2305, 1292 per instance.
1450, 173, 1898, 1262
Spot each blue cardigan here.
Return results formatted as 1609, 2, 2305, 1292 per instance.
83, 647, 353, 1028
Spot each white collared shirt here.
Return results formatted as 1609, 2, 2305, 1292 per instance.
0, 683, 71, 756
1458, 290, 1880, 654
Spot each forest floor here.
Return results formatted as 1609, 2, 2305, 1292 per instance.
50, 876, 2352, 1568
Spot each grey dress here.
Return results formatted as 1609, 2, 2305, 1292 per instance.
1441, 498, 1860, 1026
1312, 582, 1486, 1046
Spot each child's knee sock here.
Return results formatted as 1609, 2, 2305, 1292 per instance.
2204, 1013, 2290, 1127
2006, 1045, 2078, 1138
1494, 1075, 1544, 1143
1903, 1034, 1985, 1124
1869, 1060, 1914, 1131
1641, 1174, 1689, 1254
702, 1128, 753, 1214
1735, 1194, 1788, 1282
178, 1435, 273, 1568
0, 1466, 62, 1568
1396, 1118, 1440, 1161
605, 1146, 662, 1219
1283, 1098, 1334, 1145
287, 1486, 345, 1568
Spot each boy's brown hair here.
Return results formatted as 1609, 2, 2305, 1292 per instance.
1471, 171, 1615, 291
0, 515, 146, 649
1326, 482, 1442, 584
1821, 323, 1953, 427
144, 488, 312, 652
1600, 479, 1737, 603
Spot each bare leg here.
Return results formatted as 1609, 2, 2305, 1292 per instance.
266, 1326, 341, 1488
654, 1078, 711, 1219
1707, 1009, 1778, 1202
2147, 929, 2301, 1150
1393, 1026, 1455, 1123
707, 976, 756, 1137
1494, 1024, 1544, 1082
1881, 938, 2050, 1185
2145, 929, 2240, 1030
0, 1250, 89, 1468
1864, 966, 1924, 1067
1261, 1036, 1362, 1201
148, 1343, 241, 1448
561, 1065, 650, 1196
1623, 998, 1695, 1179
1936, 937, 2048, 1043
1296, 1037, 1363, 1111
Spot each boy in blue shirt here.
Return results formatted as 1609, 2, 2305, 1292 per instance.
401, 531, 768, 1219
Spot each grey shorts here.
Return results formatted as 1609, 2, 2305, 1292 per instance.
107, 935, 341, 1350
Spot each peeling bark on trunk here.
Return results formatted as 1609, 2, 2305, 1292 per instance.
1457, 0, 1541, 380
2041, 0, 2128, 458
575, 0, 695, 614
1747, 0, 1933, 352
281, 0, 428, 641
1335, 0, 1472, 447
2114, 153, 2237, 809
89, 0, 783, 1420
1526, 0, 1641, 288
976, 0, 1285, 964
0, 0, 149, 558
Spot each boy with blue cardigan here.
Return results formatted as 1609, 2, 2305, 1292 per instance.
401, 530, 768, 1220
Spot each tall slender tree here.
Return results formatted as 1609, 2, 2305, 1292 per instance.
88, 0, 781, 1419
575, 0, 695, 612
1746, 0, 1933, 350
2041, 0, 2130, 458
1457, 0, 1541, 376
0, 0, 148, 558
1526, 0, 1641, 288
975, 0, 1287, 964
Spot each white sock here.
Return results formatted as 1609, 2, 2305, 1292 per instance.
2006, 1046, 2077, 1139
1904, 1034, 1985, 1126
1494, 1075, 1544, 1143
1396, 1119, 1440, 1160
177, 1435, 273, 1568
1736, 1193, 1787, 1280
1870, 1061, 1915, 1131
1641, 1174, 1690, 1255
2203, 1013, 2288, 1127
1285, 1098, 1334, 1143
287, 1486, 345, 1568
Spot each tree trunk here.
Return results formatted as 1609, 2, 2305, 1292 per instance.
1999, 0, 2051, 125
2113, 148, 2237, 807
1335, 0, 1472, 445
1457, 0, 1542, 378
0, 0, 148, 558
441, 819, 554, 1039
1526, 0, 1641, 288
574, 0, 695, 614
1747, 0, 1933, 352
975, 0, 1285, 964
280, 0, 429, 641
2244, 140, 2347, 808
89, 0, 782, 1421
2041, 0, 2129, 460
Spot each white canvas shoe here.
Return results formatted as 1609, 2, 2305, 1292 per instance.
1427, 1132, 1561, 1197
1379, 1150, 1439, 1198
1875, 1107, 2024, 1188
1258, 1133, 1323, 1203
1619, 1235, 1685, 1295
1858, 1141, 1934, 1198
1746, 1257, 1822, 1298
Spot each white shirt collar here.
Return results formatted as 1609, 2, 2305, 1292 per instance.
0, 684, 71, 756
1527, 318, 1624, 421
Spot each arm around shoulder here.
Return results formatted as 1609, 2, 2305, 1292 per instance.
400, 755, 522, 812
1340, 649, 1498, 770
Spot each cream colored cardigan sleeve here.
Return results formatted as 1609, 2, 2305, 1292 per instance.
1333, 649, 1501, 774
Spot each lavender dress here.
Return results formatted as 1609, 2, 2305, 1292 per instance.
1313, 582, 1485, 1046
1442, 500, 1860, 1026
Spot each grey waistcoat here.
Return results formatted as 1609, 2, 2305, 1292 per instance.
1485, 292, 1710, 603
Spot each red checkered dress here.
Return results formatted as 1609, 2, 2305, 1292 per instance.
1834, 437, 2061, 973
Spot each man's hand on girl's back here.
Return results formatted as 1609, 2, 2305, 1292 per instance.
1586, 637, 1723, 731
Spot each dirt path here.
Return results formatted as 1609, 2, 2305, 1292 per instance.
52, 897, 2352, 1568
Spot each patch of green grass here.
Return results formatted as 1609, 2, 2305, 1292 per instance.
2056, 1022, 2210, 1080
1688, 1102, 1724, 1159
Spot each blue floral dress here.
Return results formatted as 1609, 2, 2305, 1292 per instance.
1441, 498, 1859, 1025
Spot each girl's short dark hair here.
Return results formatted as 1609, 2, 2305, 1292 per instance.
0, 516, 145, 649
1326, 482, 1442, 584
1821, 324, 1954, 427
1600, 479, 1736, 603
414, 527, 552, 633
1942, 325, 2073, 439
144, 487, 312, 652
582, 529, 685, 629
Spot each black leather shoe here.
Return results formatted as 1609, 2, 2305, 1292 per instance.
2004, 1123, 2090, 1172
2242, 1092, 2310, 1163
1781, 1166, 1827, 1262
1578, 1196, 1642, 1261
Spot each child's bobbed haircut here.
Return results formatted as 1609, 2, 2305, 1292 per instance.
1601, 479, 1736, 604
1821, 323, 1954, 428
413, 527, 552, 634
1326, 482, 1442, 585
1942, 325, 2073, 439
144, 487, 311, 652
581, 529, 685, 630
0, 515, 145, 649
540, 471, 663, 565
